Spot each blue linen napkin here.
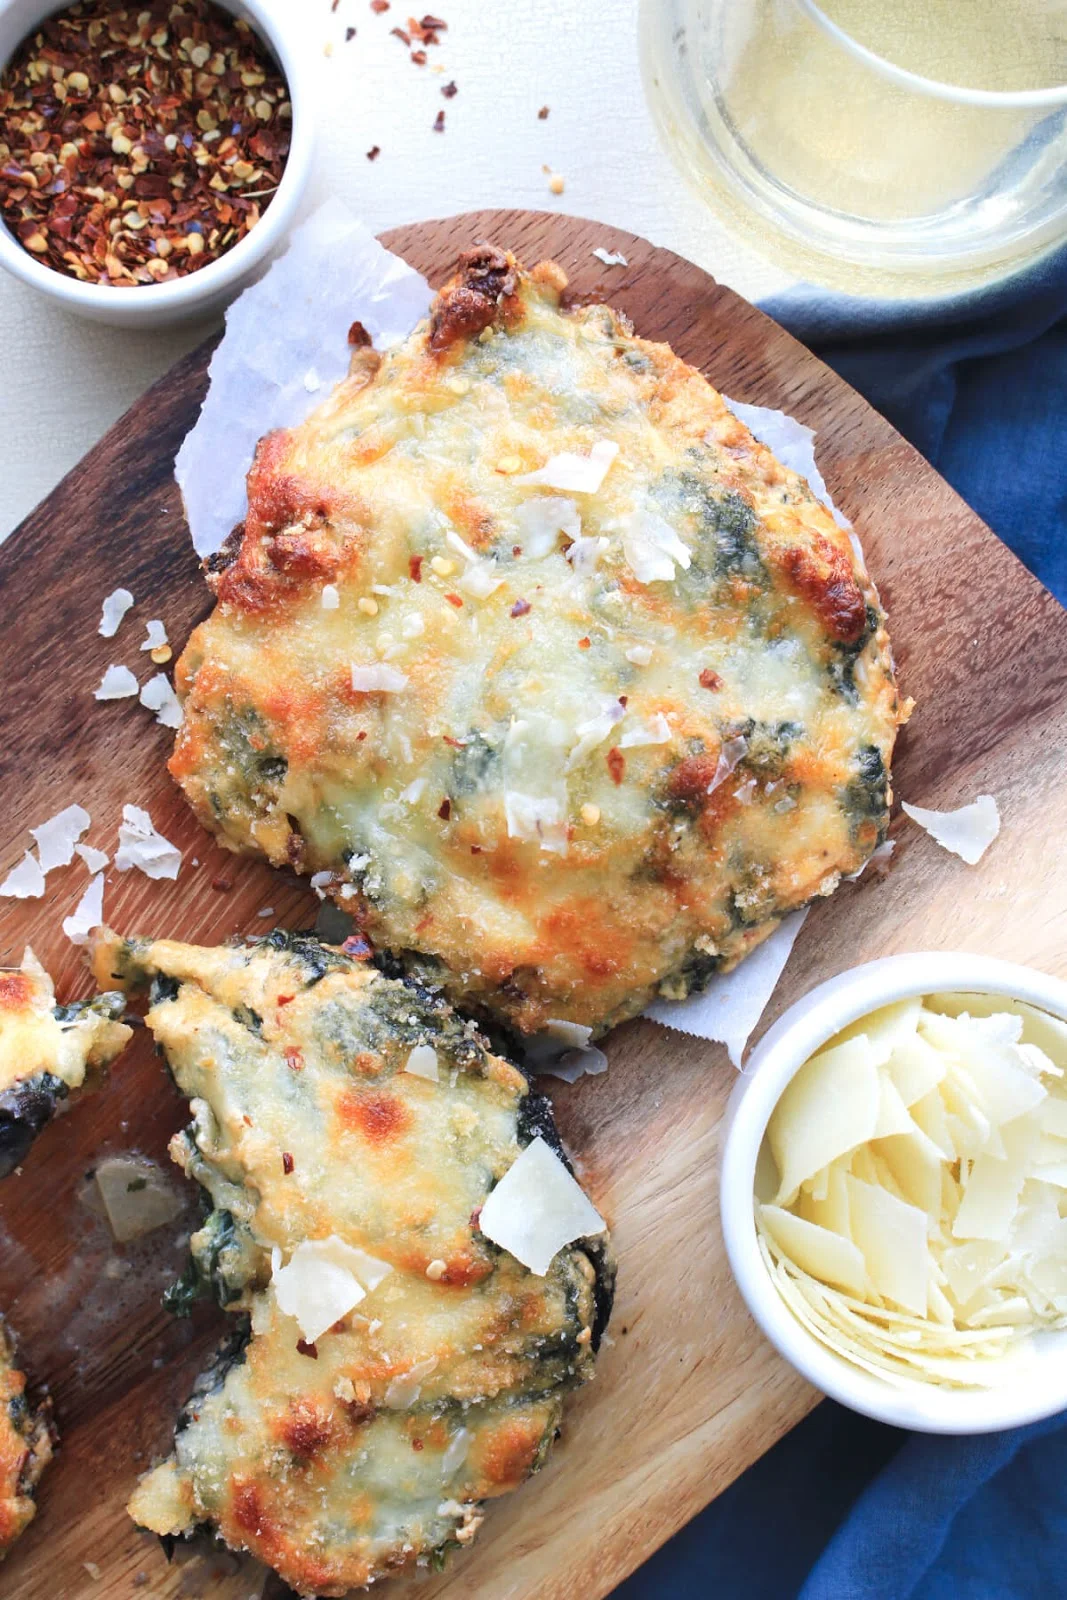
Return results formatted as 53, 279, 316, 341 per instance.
612, 245, 1067, 1599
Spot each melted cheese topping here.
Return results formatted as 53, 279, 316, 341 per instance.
0, 1321, 52, 1557
171, 251, 904, 1034
99, 933, 612, 1595
0, 947, 130, 1103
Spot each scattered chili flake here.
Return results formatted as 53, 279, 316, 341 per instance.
442, 734, 465, 748
538, 104, 550, 119
296, 1339, 318, 1359
510, 598, 531, 617
433, 108, 445, 131
390, 25, 411, 43
411, 48, 427, 65
699, 668, 723, 690
370, 0, 390, 10
348, 318, 372, 347
331, 0, 340, 10
437, 797, 451, 820
577, 636, 591, 649
211, 875, 233, 892
512, 544, 522, 556
618, 694, 628, 706
346, 26, 357, 40
607, 747, 625, 785
284, 1046, 305, 1072
409, 13, 447, 42
342, 932, 375, 959
366, 144, 381, 160
470, 844, 482, 854
409, 553, 424, 582
356, 729, 368, 740
277, 993, 294, 1006
445, 592, 463, 607
442, 80, 457, 97
282, 1151, 294, 1174
412, 1438, 424, 1451
0, 0, 292, 287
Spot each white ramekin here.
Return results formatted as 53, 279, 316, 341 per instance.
721, 952, 1067, 1434
0, 0, 313, 325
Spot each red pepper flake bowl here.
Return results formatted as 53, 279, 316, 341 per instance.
0, 0, 314, 325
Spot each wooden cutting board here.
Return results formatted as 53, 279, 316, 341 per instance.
2, 209, 1066, 1600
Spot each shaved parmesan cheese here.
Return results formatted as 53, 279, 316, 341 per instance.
441, 1426, 472, 1478
95, 1155, 182, 1242
405, 1043, 439, 1081
98, 587, 134, 637
536, 1044, 609, 1083
399, 778, 427, 805
114, 805, 181, 880
272, 1237, 392, 1344
504, 791, 567, 854
902, 795, 1000, 865
565, 697, 625, 772
847, 1176, 928, 1314
625, 644, 653, 666
478, 1135, 606, 1276
761, 987, 1067, 1385
768, 1036, 880, 1204
592, 247, 628, 266
707, 735, 748, 794
94, 664, 138, 700
140, 620, 168, 651
516, 440, 618, 494
458, 560, 504, 599
566, 534, 610, 574
76, 843, 109, 873
31, 804, 90, 872
321, 584, 340, 609
621, 507, 692, 584
140, 673, 183, 729
383, 1355, 438, 1410
0, 851, 45, 899
516, 495, 582, 557
351, 663, 408, 693
619, 713, 671, 749
62, 872, 104, 945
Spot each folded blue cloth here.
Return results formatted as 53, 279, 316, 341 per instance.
613, 246, 1067, 1599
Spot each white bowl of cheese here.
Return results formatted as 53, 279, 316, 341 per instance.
721, 953, 1067, 1433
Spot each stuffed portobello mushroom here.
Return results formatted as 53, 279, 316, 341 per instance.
93, 930, 613, 1597
0, 1317, 54, 1558
168, 248, 905, 1039
0, 948, 130, 1178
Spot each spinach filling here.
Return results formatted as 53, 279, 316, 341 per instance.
843, 744, 890, 843
827, 604, 880, 703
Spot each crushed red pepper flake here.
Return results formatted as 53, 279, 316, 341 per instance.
282, 1151, 294, 1174
346, 26, 357, 40
296, 1339, 318, 1359
342, 932, 375, 960
409, 13, 447, 43
390, 25, 411, 43
370, 0, 390, 10
348, 318, 371, 346
510, 597, 531, 617
411, 48, 427, 65
0, 0, 292, 287
538, 104, 550, 119
577, 636, 591, 649
437, 797, 451, 820
444, 591, 463, 607
441, 79, 457, 97
366, 144, 381, 160
409, 553, 424, 581
699, 668, 723, 690
432, 108, 445, 131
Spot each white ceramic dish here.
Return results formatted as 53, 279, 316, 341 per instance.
720, 952, 1067, 1434
0, 0, 314, 325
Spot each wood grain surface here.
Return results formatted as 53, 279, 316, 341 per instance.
1, 210, 1065, 1600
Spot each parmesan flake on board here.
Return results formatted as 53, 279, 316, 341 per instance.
94, 664, 138, 700
62, 872, 104, 945
140, 674, 183, 729
98, 588, 134, 638
0, 852, 45, 899
31, 804, 90, 872
140, 620, 168, 652
114, 805, 181, 881
902, 795, 1000, 865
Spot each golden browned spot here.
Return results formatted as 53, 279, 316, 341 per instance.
778, 536, 867, 644
338, 1089, 412, 1145
232, 1480, 271, 1540
476, 1414, 544, 1493
277, 1402, 333, 1460
0, 973, 32, 1009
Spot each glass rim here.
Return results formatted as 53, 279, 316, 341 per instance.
798, 0, 1067, 108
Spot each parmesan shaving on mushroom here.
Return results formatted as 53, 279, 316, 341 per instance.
478, 1135, 607, 1276
114, 805, 181, 881
351, 663, 408, 693
98, 587, 134, 638
515, 495, 582, 557
271, 1236, 393, 1345
404, 1043, 439, 1081
621, 506, 692, 584
759, 991, 1067, 1385
902, 795, 1000, 865
94, 664, 138, 700
619, 713, 671, 749
515, 440, 619, 494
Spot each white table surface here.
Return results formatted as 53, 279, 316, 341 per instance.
0, 0, 792, 541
